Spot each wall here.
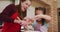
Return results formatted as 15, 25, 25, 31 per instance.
0, 0, 12, 13
57, 0, 60, 8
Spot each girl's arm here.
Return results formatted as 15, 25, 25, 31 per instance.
35, 14, 51, 22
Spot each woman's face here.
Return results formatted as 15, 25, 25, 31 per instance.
21, 0, 31, 12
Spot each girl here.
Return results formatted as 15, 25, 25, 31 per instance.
32, 7, 51, 32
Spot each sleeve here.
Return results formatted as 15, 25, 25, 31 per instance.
0, 4, 17, 23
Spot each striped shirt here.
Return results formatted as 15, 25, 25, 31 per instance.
32, 21, 48, 32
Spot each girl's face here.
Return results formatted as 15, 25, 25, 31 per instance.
21, 0, 31, 12
35, 10, 43, 21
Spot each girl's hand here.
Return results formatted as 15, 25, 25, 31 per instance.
24, 17, 34, 25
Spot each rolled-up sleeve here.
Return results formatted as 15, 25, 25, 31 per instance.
0, 4, 17, 23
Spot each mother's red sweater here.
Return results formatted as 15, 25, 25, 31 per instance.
0, 4, 21, 32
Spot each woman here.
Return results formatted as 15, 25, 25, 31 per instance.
32, 7, 51, 32
0, 0, 31, 32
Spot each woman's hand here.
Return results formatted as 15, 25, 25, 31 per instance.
14, 17, 22, 24
14, 19, 21, 24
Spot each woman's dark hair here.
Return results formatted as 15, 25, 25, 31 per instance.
35, 7, 46, 25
